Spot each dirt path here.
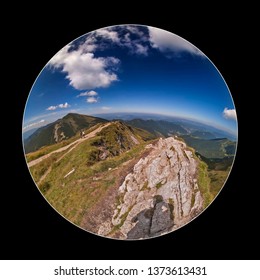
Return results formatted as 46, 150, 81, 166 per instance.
28, 123, 111, 168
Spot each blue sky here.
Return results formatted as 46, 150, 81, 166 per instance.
23, 25, 237, 136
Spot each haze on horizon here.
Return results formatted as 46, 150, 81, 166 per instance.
23, 25, 237, 137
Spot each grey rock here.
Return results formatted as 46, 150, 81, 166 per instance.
126, 200, 174, 239
108, 137, 204, 239
127, 209, 153, 239
150, 201, 174, 236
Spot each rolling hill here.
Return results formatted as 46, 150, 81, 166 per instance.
28, 121, 211, 239
94, 112, 237, 141
24, 113, 108, 153
181, 135, 236, 159
24, 113, 237, 239
125, 119, 188, 137
24, 113, 237, 161
124, 118, 236, 159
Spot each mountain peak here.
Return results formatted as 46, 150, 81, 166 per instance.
62, 112, 86, 119
62, 112, 79, 118
24, 113, 108, 153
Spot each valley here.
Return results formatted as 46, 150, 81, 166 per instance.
24, 113, 236, 239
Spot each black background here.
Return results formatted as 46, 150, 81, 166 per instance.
3, 5, 257, 260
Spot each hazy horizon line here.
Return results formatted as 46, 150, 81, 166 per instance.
23, 110, 238, 139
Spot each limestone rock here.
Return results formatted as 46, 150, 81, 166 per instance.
150, 201, 173, 236
105, 137, 204, 239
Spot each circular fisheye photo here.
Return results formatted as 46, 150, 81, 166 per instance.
23, 25, 237, 240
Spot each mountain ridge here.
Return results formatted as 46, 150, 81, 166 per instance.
24, 113, 108, 153
25, 113, 235, 240
25, 113, 237, 161
93, 112, 237, 141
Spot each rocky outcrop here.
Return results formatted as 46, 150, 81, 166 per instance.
107, 137, 204, 239
54, 123, 66, 143
127, 196, 174, 239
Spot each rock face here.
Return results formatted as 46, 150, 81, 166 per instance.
127, 197, 174, 239
109, 137, 204, 239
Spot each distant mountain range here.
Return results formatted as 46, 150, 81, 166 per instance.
94, 112, 237, 140
24, 113, 237, 159
22, 127, 39, 140
125, 119, 236, 159
182, 135, 236, 159
125, 119, 187, 137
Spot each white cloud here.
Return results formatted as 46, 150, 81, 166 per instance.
148, 26, 204, 56
101, 106, 111, 110
123, 32, 131, 43
87, 90, 98, 96
135, 43, 149, 55
87, 96, 98, 103
48, 26, 154, 92
77, 90, 98, 97
81, 36, 97, 52
95, 29, 120, 43
51, 25, 208, 93
119, 26, 149, 55
77, 92, 88, 97
58, 102, 70, 108
223, 108, 237, 120
48, 45, 119, 90
126, 26, 145, 37
23, 119, 45, 131
86, 26, 149, 57
47, 105, 57, 111
47, 102, 70, 110
78, 90, 99, 104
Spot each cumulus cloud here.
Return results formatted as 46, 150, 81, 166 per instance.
47, 102, 70, 110
81, 36, 97, 52
48, 26, 156, 92
78, 90, 99, 104
58, 102, 70, 108
48, 45, 120, 90
148, 26, 203, 56
77, 90, 98, 97
223, 108, 237, 120
87, 96, 98, 103
49, 25, 207, 93
49, 25, 206, 94
23, 119, 45, 131
47, 105, 57, 111
86, 90, 98, 96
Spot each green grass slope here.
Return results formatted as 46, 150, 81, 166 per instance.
181, 135, 236, 158
24, 113, 108, 153
32, 121, 154, 227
